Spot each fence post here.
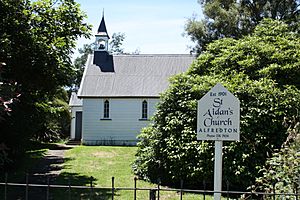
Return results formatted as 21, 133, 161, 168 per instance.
149, 189, 156, 200
25, 173, 29, 200
4, 173, 8, 200
272, 182, 276, 200
180, 179, 183, 200
295, 181, 298, 200
134, 177, 137, 200
157, 179, 160, 200
112, 176, 115, 200
46, 176, 50, 200
68, 177, 71, 200
226, 180, 229, 200
89, 176, 93, 199
203, 180, 206, 200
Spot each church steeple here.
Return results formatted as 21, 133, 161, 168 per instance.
95, 12, 109, 51
97, 16, 110, 38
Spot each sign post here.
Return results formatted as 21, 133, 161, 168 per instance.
197, 83, 240, 200
214, 141, 223, 200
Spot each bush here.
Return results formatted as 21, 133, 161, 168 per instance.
253, 119, 300, 195
133, 19, 300, 190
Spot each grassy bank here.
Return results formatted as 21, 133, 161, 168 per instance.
54, 146, 211, 200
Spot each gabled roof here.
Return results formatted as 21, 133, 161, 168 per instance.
78, 54, 195, 98
69, 92, 82, 106
97, 16, 110, 39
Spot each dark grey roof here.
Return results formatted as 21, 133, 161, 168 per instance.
78, 54, 195, 98
97, 16, 110, 39
69, 92, 82, 106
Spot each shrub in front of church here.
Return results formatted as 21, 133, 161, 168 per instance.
132, 19, 300, 191
254, 119, 300, 195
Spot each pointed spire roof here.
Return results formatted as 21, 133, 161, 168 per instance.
97, 14, 110, 39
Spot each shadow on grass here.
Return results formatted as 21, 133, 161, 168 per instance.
54, 172, 115, 200
0, 142, 76, 200
0, 172, 115, 200
2, 142, 73, 174
0, 143, 121, 200
2, 142, 73, 181
26, 141, 71, 151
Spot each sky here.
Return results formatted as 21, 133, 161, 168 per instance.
74, 0, 203, 56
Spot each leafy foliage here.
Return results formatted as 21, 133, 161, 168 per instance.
0, 63, 19, 121
0, 0, 90, 170
133, 19, 300, 190
109, 32, 126, 55
189, 19, 300, 89
185, 0, 300, 53
254, 119, 300, 195
33, 89, 71, 142
71, 44, 93, 91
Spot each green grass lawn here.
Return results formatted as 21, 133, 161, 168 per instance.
54, 146, 212, 200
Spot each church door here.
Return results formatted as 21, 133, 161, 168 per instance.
75, 111, 82, 141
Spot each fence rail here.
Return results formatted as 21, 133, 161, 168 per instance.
1, 174, 299, 200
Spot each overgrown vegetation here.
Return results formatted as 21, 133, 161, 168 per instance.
0, 0, 91, 171
133, 19, 300, 191
253, 119, 300, 194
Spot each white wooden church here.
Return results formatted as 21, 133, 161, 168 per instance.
69, 15, 195, 145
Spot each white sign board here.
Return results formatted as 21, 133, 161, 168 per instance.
197, 83, 240, 141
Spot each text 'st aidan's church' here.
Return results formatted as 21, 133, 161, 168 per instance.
69, 15, 195, 145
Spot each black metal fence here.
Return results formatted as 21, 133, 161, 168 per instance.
0, 174, 299, 200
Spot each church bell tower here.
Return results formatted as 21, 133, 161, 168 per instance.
93, 12, 114, 72
95, 13, 110, 52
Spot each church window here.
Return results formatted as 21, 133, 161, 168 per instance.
142, 100, 148, 119
104, 100, 110, 118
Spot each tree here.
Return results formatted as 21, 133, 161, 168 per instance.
0, 63, 19, 122
109, 32, 125, 55
33, 88, 71, 142
0, 0, 91, 170
133, 19, 300, 191
185, 0, 300, 53
0, 62, 18, 167
72, 44, 93, 91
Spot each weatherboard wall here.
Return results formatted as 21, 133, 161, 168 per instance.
82, 98, 159, 145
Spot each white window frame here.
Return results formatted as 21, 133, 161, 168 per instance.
103, 99, 110, 119
141, 100, 148, 119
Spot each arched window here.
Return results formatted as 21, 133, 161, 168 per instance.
104, 100, 109, 118
142, 100, 148, 119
